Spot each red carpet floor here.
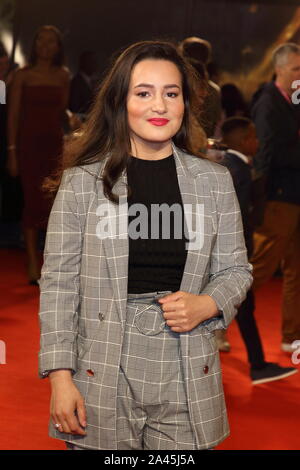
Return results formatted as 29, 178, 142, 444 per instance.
0, 248, 299, 450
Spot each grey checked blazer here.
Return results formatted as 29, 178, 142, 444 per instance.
38, 144, 252, 450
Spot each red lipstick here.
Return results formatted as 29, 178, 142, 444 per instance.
148, 118, 169, 126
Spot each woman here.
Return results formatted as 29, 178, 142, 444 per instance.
7, 25, 70, 284
38, 41, 252, 450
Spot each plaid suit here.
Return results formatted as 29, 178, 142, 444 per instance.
38, 144, 252, 449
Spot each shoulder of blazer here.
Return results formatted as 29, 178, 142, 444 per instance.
62, 158, 107, 182
58, 160, 107, 201
173, 147, 233, 207
174, 145, 229, 180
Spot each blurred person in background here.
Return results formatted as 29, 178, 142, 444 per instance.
219, 116, 297, 384
69, 50, 99, 122
251, 43, 300, 354
221, 83, 249, 118
206, 61, 221, 86
0, 41, 10, 180
178, 36, 221, 138
6, 25, 70, 284
214, 83, 249, 140
0, 41, 23, 242
0, 40, 10, 84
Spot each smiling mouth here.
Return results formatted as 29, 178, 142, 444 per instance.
148, 118, 170, 126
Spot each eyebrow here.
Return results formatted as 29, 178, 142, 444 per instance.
133, 83, 181, 89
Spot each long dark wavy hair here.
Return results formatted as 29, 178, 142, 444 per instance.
29, 25, 65, 67
44, 40, 203, 203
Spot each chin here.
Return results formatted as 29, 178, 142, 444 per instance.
144, 131, 176, 142
145, 137, 174, 146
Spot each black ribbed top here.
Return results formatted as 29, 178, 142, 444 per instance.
126, 154, 188, 293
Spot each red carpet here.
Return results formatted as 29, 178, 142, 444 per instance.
0, 248, 299, 450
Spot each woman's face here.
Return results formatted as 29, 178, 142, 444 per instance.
35, 30, 59, 62
127, 59, 185, 153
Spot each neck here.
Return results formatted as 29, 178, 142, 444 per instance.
130, 139, 173, 160
35, 59, 55, 71
276, 79, 292, 97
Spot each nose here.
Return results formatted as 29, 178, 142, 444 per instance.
151, 94, 167, 114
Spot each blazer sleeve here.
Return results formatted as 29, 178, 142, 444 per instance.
38, 169, 82, 378
200, 170, 253, 331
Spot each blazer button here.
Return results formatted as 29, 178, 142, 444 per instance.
203, 366, 209, 374
86, 369, 95, 377
99, 313, 105, 321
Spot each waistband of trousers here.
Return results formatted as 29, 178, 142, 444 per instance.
127, 290, 173, 304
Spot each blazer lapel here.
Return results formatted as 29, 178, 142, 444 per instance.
173, 145, 212, 295
102, 170, 129, 327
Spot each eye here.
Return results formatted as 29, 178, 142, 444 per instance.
137, 91, 150, 97
166, 92, 179, 98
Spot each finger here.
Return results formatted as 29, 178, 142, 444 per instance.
77, 401, 87, 428
161, 302, 180, 312
166, 316, 191, 330
67, 413, 87, 435
165, 319, 181, 327
163, 311, 179, 321
170, 326, 185, 333
158, 291, 184, 303
163, 309, 188, 320
60, 417, 73, 434
53, 414, 72, 434
52, 419, 63, 433
161, 300, 186, 312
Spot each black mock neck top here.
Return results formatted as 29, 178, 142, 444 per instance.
126, 154, 188, 293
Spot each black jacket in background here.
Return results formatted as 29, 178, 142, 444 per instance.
69, 73, 93, 115
251, 81, 300, 205
221, 151, 253, 258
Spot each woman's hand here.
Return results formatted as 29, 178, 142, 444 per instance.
6, 149, 19, 177
49, 370, 87, 435
158, 291, 219, 333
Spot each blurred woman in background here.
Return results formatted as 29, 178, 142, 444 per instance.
7, 25, 70, 284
